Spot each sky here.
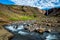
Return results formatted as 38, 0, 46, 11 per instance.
0, 0, 15, 4
0, 0, 60, 10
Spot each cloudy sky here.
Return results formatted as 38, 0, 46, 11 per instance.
0, 0, 60, 10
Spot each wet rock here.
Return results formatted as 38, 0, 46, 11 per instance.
35, 28, 46, 33
46, 23, 51, 26
57, 20, 60, 23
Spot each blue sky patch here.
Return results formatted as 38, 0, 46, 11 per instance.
0, 0, 14, 4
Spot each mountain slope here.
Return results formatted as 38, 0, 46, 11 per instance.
0, 4, 46, 22
48, 8, 60, 17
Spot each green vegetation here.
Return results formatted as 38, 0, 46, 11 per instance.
20, 16, 35, 20
9, 16, 35, 21
0, 11, 35, 21
9, 17, 19, 21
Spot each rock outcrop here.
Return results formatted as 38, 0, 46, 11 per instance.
45, 8, 60, 17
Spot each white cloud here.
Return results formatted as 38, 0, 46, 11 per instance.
11, 0, 60, 10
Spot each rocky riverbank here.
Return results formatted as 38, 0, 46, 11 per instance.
0, 17, 60, 40
3, 19, 60, 33
3, 21, 60, 40
0, 25, 13, 40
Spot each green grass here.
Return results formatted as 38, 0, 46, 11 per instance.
9, 17, 19, 21
0, 11, 35, 21
9, 16, 35, 21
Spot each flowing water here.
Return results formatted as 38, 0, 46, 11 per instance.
4, 23, 60, 40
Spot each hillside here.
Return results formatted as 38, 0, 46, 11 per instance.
0, 4, 46, 22
0, 4, 60, 40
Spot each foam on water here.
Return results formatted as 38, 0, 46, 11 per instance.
45, 33, 60, 40
5, 24, 31, 35
46, 35, 58, 39
18, 31, 29, 35
5, 25, 24, 32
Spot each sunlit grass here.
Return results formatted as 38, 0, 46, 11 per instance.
9, 16, 35, 21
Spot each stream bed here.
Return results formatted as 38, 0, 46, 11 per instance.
3, 22, 60, 40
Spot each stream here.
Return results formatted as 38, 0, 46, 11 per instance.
3, 22, 60, 40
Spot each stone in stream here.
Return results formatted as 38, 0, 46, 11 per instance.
13, 25, 18, 29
